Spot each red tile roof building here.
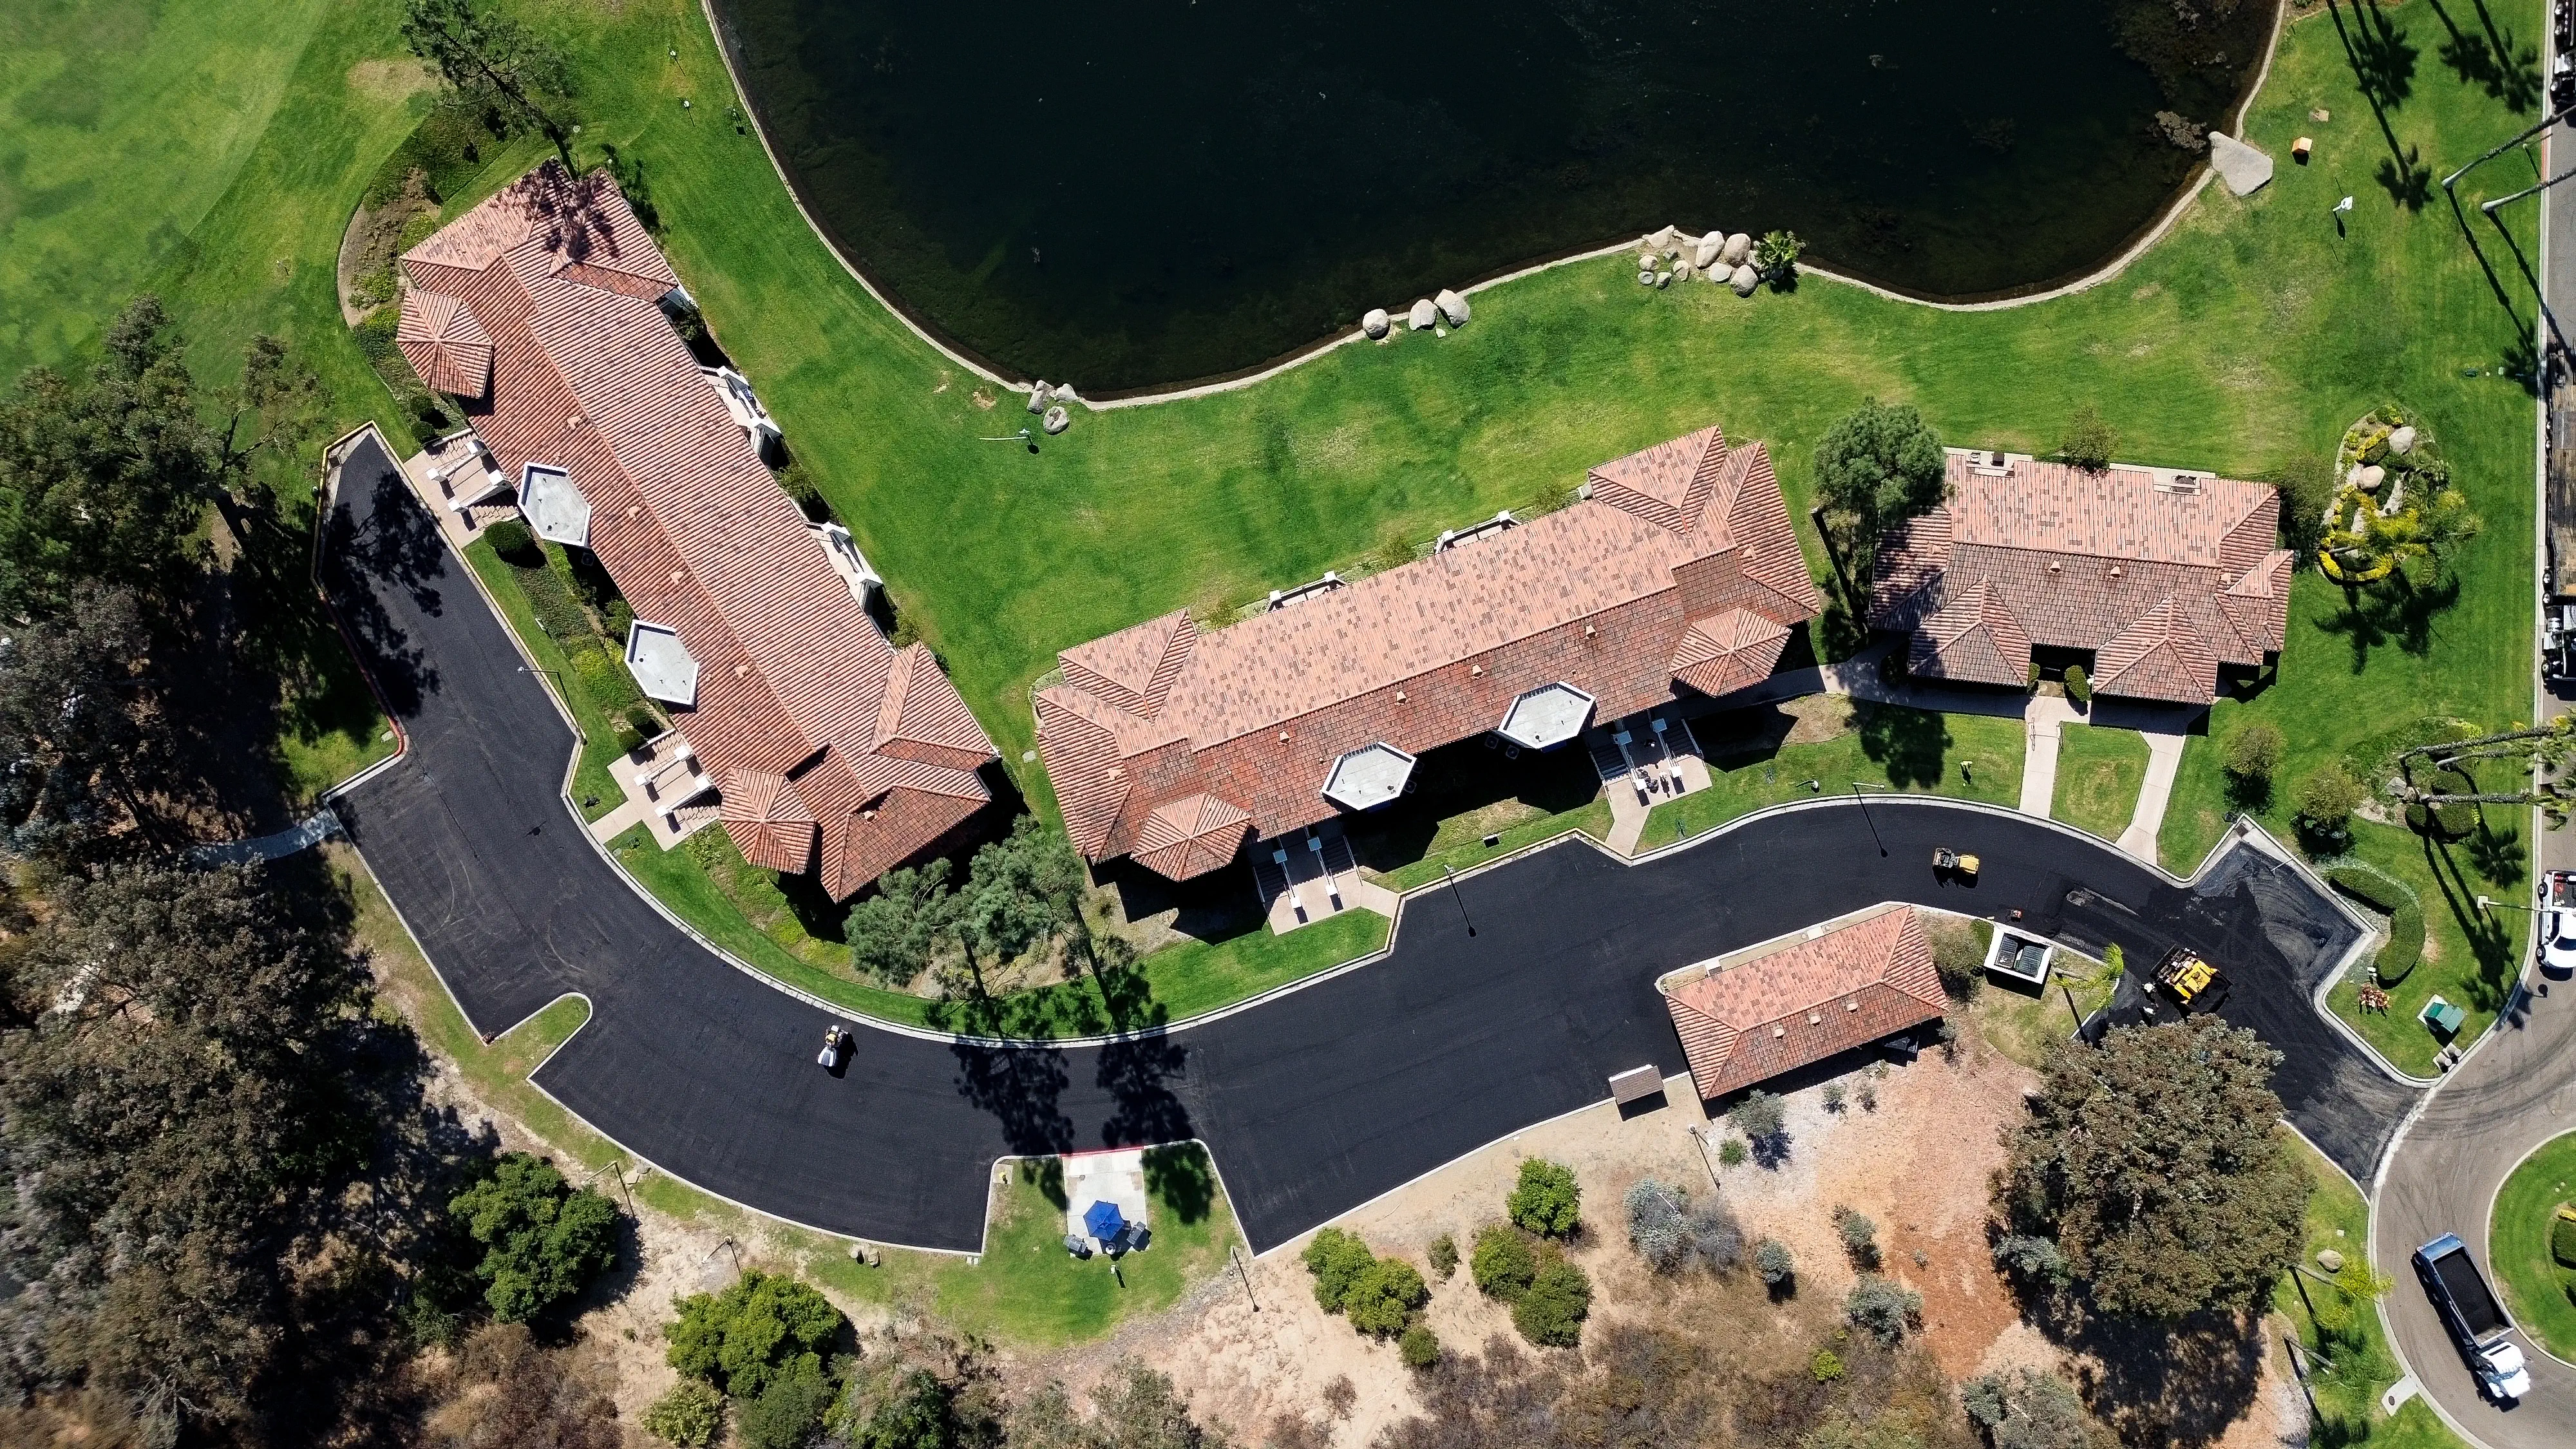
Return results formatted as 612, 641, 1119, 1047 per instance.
1661, 905, 1945, 1101
396, 164, 996, 898
1036, 426, 1820, 881
1868, 450, 2293, 706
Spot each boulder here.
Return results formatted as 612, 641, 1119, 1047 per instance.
1361, 308, 1391, 339
2207, 131, 2275, 197
1721, 232, 1753, 267
2388, 424, 2418, 454
1654, 270, 1672, 289
1649, 223, 1679, 251
1728, 264, 1759, 296
1408, 298, 1439, 330
1638, 270, 1656, 286
2317, 1249, 2346, 1274
1052, 383, 1080, 405
1674, 262, 1695, 281
1041, 405, 1070, 435
1694, 231, 1723, 269
2359, 464, 2386, 489
2345, 462, 2366, 487
1027, 382, 1050, 415
1435, 288, 1470, 327
1638, 251, 1658, 271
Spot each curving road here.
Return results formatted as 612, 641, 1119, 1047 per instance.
321, 431, 2418, 1260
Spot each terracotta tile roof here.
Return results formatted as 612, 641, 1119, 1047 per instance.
1869, 451, 2293, 705
1132, 794, 1255, 880
1037, 426, 1821, 880
721, 767, 819, 873
1662, 907, 1946, 1101
399, 164, 996, 899
395, 291, 494, 397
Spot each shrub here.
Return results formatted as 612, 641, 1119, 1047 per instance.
1823, 1083, 1848, 1112
446, 1153, 619, 1323
1833, 1206, 1879, 1268
2553, 1211, 2576, 1269
607, 600, 636, 640
1687, 1198, 1744, 1271
1470, 1224, 1538, 1301
1399, 1324, 1441, 1370
1992, 1233, 2071, 1289
2296, 763, 2365, 838
643, 1379, 724, 1447
2224, 723, 2284, 788
1427, 1233, 1458, 1280
1303, 1228, 1376, 1313
1730, 1090, 1786, 1146
665, 1270, 844, 1399
1754, 229, 1804, 275
2060, 404, 2117, 473
1929, 918, 1989, 999
1511, 1258, 1592, 1347
1507, 1159, 1582, 1238
779, 461, 829, 522
1811, 1349, 1846, 1383
1754, 1238, 1795, 1287
1964, 1368, 2100, 1449
1626, 1178, 1691, 1271
2061, 664, 2092, 705
1718, 1137, 1748, 1166
1844, 1276, 1922, 1345
484, 517, 536, 562
1344, 1258, 1428, 1338
736, 1355, 836, 1449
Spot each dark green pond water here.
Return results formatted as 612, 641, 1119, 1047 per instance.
710, 0, 2273, 393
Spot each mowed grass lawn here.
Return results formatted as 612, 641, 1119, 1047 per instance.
2490, 1131, 2576, 1360
2273, 1133, 2470, 1449
934, 1150, 1240, 1346
1640, 705, 2023, 849
2052, 723, 2148, 844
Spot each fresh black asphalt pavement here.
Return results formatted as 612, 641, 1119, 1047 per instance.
323, 437, 2423, 1254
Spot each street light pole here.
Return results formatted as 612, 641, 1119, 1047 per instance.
1440, 865, 1477, 936
1848, 784, 1887, 856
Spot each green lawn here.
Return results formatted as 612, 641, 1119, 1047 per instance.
2273, 1132, 2472, 1449
460, 537, 630, 820
2052, 723, 2148, 844
1371, 796, 1615, 891
1972, 952, 2116, 1072
2490, 1131, 2576, 1359
934, 1149, 1240, 1347
1639, 705, 2024, 849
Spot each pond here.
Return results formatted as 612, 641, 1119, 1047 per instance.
710, 0, 2274, 393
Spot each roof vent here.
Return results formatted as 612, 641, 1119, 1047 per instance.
670, 569, 685, 583
1585, 624, 1597, 638
1806, 1010, 1822, 1025
734, 663, 750, 679
1846, 999, 1859, 1011
2109, 564, 2123, 578
1395, 690, 1406, 703
1772, 1026, 1786, 1038
627, 504, 641, 520
2048, 560, 2061, 573
1471, 664, 1484, 677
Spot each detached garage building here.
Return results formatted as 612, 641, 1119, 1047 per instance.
1660, 905, 1946, 1102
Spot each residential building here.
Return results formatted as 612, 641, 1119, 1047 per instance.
394, 162, 997, 899
1035, 424, 1820, 882
1660, 905, 1945, 1101
1867, 448, 2293, 706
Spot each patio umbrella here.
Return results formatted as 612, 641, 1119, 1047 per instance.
1082, 1200, 1126, 1241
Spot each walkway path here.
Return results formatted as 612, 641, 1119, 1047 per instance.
2117, 732, 2188, 864
189, 806, 343, 867
2021, 699, 2069, 817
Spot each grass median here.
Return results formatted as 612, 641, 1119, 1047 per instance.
1639, 703, 2023, 850
2051, 723, 2148, 844
2490, 1131, 2576, 1361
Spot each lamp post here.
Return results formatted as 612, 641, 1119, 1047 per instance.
1848, 783, 1887, 856
1440, 864, 1477, 937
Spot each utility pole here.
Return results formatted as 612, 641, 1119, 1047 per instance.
1849, 784, 1887, 856
1231, 1245, 1259, 1311
1440, 864, 1477, 936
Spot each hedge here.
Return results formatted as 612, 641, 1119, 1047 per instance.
2327, 867, 2423, 985
2553, 1210, 2576, 1269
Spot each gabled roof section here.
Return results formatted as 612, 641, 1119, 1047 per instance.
1587, 426, 1728, 536
395, 291, 494, 398
2217, 550, 2295, 658
876, 644, 996, 772
2092, 597, 2219, 704
721, 768, 820, 873
1061, 610, 1197, 720
1907, 578, 2031, 688
1132, 793, 1253, 880
1663, 907, 1945, 1101
1671, 608, 1791, 698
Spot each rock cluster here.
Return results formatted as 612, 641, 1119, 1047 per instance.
1361, 289, 1473, 342
1025, 380, 1079, 434
1632, 225, 1766, 297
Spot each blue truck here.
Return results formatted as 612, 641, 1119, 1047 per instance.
2412, 1233, 2533, 1402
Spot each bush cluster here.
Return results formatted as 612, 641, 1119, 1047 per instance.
1833, 1206, 1879, 1269
1624, 1179, 1743, 1274
1843, 1276, 1922, 1345
446, 1153, 619, 1324
2553, 1211, 2576, 1269
1507, 1158, 1582, 1238
1302, 1228, 1428, 1341
2326, 867, 2424, 985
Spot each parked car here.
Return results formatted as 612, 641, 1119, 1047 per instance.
817, 1023, 849, 1069
2413, 1233, 2533, 1403
2546, 910, 2576, 978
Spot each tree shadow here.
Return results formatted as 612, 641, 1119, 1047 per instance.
2328, 1, 2434, 211
1854, 699, 1949, 788
2468, 819, 2526, 889
2421, 831, 2520, 1009
951, 1041, 1073, 1154
2061, 1309, 2266, 1448
1023, 1155, 1069, 1210
2311, 575, 2460, 673
1141, 1143, 1216, 1224
2458, 0, 2545, 109
1095, 1032, 1193, 1149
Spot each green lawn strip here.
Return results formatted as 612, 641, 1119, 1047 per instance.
460, 536, 629, 820
2050, 723, 2148, 843
610, 823, 1388, 1036
1639, 706, 2023, 849
1972, 960, 2114, 1074
2311, 815, 2521, 1077
933, 1151, 1240, 1347
2158, 735, 2233, 876
1374, 797, 1615, 891
336, 837, 1240, 1342
2490, 1131, 2576, 1359
2271, 1132, 2472, 1449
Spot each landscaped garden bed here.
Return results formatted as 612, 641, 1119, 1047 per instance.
2488, 1131, 2576, 1361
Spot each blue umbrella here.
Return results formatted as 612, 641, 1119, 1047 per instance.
1083, 1200, 1126, 1240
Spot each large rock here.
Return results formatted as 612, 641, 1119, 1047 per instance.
2208, 131, 2275, 196
1435, 288, 1470, 327
1674, 262, 1696, 282
1027, 382, 1050, 415
1654, 270, 1672, 289
1638, 269, 1657, 287
2359, 463, 2386, 489
2388, 424, 2418, 454
1408, 298, 1439, 330
1051, 383, 1080, 406
1041, 405, 1070, 435
1638, 251, 1658, 271
1649, 223, 1679, 251
1693, 231, 1723, 269
1361, 308, 1390, 340
1729, 264, 1760, 296
1721, 232, 1753, 267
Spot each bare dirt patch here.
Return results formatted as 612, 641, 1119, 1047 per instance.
337, 170, 435, 326
347, 57, 437, 103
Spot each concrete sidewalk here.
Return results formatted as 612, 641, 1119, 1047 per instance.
2116, 732, 2189, 864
